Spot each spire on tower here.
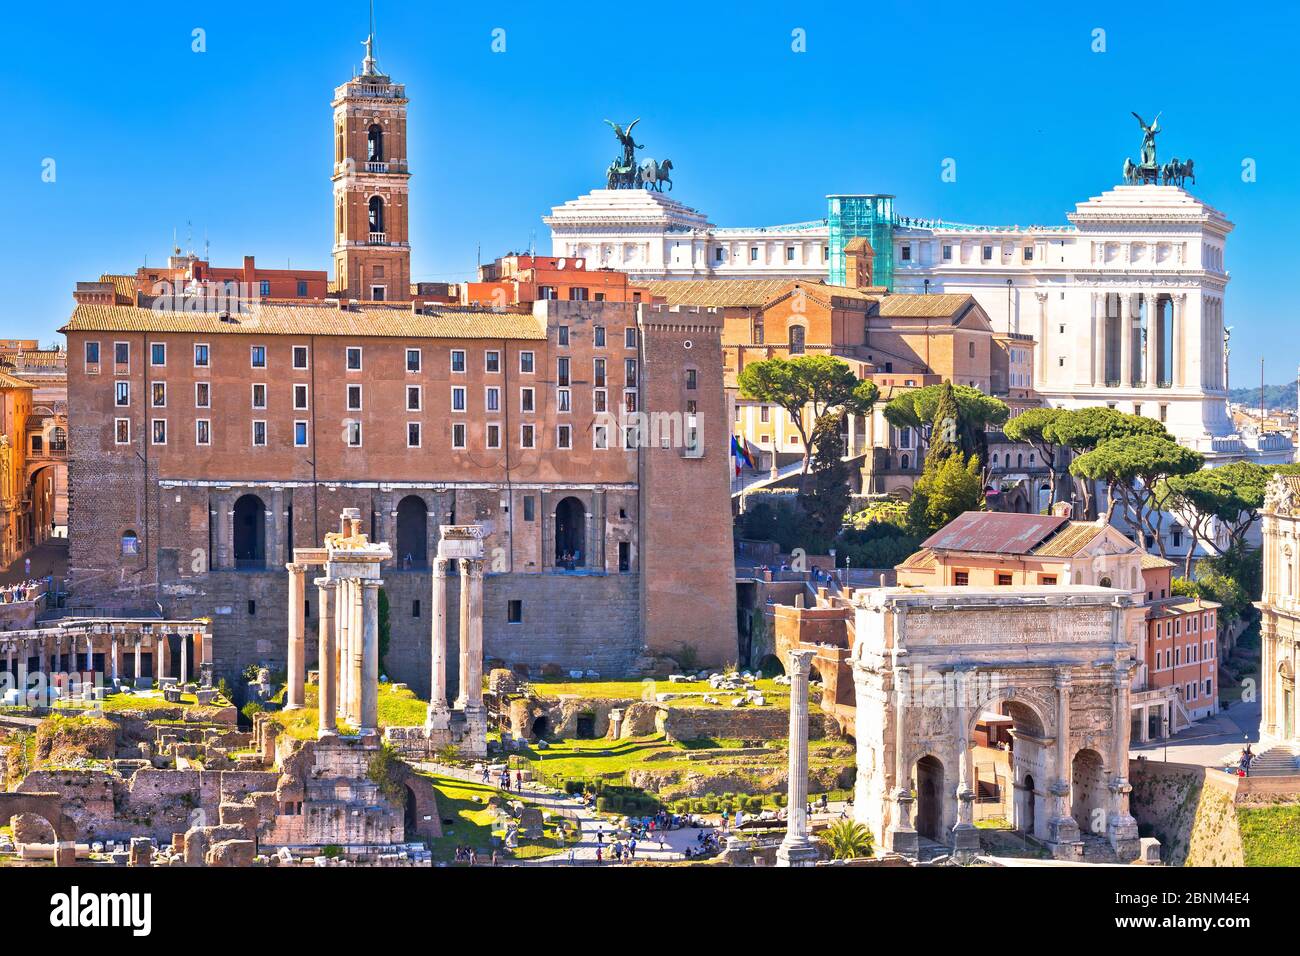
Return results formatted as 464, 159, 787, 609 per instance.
361, 0, 379, 76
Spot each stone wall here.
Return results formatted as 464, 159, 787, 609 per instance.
658, 706, 828, 744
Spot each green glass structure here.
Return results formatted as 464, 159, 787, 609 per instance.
827, 194, 895, 290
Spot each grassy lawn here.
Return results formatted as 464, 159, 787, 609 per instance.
422, 774, 565, 862
269, 682, 426, 740
1238, 805, 1300, 866
527, 677, 797, 709
54, 691, 204, 713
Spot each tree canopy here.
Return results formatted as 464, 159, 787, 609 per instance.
1002, 407, 1067, 501
883, 383, 1009, 460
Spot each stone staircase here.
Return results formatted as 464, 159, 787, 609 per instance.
1248, 742, 1300, 776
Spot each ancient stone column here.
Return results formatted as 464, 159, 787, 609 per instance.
85, 634, 93, 675
349, 578, 365, 727
316, 578, 338, 736
285, 563, 307, 709
1106, 659, 1140, 860
53, 638, 61, 678
110, 633, 119, 684
180, 634, 189, 685
456, 559, 485, 710
886, 662, 918, 857
426, 557, 451, 731
156, 634, 167, 682
133, 639, 142, 686
777, 648, 819, 866
1049, 669, 1081, 846
359, 579, 382, 733
951, 667, 980, 857
337, 578, 351, 723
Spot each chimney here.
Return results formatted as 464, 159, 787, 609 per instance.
243, 255, 256, 286
843, 237, 875, 289
1050, 501, 1073, 519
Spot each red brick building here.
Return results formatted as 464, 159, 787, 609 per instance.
1141, 557, 1219, 722
59, 36, 736, 691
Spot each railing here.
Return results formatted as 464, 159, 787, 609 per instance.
368, 232, 388, 244
365, 161, 388, 173
351, 84, 403, 99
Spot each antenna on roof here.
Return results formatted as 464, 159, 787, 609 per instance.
172, 227, 180, 256
203, 228, 210, 261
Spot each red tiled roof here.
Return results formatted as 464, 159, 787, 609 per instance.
920, 511, 1068, 555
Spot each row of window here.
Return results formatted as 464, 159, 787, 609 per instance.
114, 418, 643, 451
898, 243, 1036, 264
85, 330, 639, 374
711, 245, 830, 264
1153, 640, 1216, 670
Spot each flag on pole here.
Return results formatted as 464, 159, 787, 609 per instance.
731, 435, 755, 476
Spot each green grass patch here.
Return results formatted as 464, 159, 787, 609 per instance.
528, 678, 792, 708
268, 682, 425, 740
1238, 804, 1300, 866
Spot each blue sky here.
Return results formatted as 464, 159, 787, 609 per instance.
5, 0, 1296, 384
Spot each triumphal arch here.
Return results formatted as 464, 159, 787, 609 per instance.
850, 585, 1143, 862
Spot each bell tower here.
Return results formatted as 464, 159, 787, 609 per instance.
331, 27, 411, 302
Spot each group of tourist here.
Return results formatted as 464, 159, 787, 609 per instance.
0, 578, 44, 604
484, 765, 524, 792
558, 549, 582, 571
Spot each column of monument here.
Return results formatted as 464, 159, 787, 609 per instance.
349, 578, 365, 726
1145, 294, 1159, 385
336, 578, 350, 723
425, 557, 451, 731
887, 662, 918, 856
180, 634, 189, 685
951, 667, 979, 855
110, 632, 119, 684
133, 639, 141, 685
1118, 294, 1132, 386
777, 648, 819, 866
1173, 294, 1186, 387
359, 579, 381, 733
1091, 293, 1104, 385
1049, 670, 1080, 844
459, 558, 487, 755
286, 563, 307, 708
316, 577, 338, 736
1107, 660, 1139, 858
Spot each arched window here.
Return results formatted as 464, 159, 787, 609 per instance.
1016, 453, 1023, 468
788, 325, 806, 355
992, 453, 1000, 467
121, 530, 139, 556
1099, 576, 1113, 589
395, 495, 428, 568
368, 196, 385, 235
233, 494, 267, 568
367, 124, 384, 163
555, 496, 586, 569
50, 426, 67, 450
900, 454, 910, 470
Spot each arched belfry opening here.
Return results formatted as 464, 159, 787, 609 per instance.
233, 494, 266, 568
554, 496, 586, 569
368, 196, 385, 235
367, 124, 384, 163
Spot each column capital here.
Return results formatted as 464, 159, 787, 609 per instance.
433, 556, 452, 576
459, 558, 484, 579
361, 578, 384, 591
314, 577, 338, 590
286, 562, 309, 574
787, 647, 815, 677
1054, 669, 1073, 689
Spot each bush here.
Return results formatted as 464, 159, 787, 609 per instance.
595, 797, 608, 813
774, 794, 788, 808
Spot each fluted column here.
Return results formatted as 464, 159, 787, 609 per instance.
426, 557, 451, 730
133, 639, 141, 685
359, 579, 382, 733
1049, 670, 1081, 845
458, 558, 488, 757
1035, 291, 1048, 387
1173, 293, 1186, 387
179, 634, 189, 685
349, 579, 365, 726
886, 662, 918, 857
777, 648, 819, 866
952, 667, 979, 855
1144, 294, 1158, 387
1093, 293, 1106, 385
1118, 293, 1133, 387
285, 563, 307, 708
316, 578, 338, 737
85, 634, 93, 675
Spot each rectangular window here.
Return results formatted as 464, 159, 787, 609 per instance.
594, 326, 606, 347
250, 345, 266, 368
451, 350, 466, 373
750, 247, 758, 262
942, 244, 953, 261
619, 541, 631, 572
259, 280, 270, 296
982, 245, 993, 262
292, 346, 308, 369
623, 390, 638, 413
150, 342, 166, 366
568, 287, 589, 301
486, 423, 501, 449
486, 386, 500, 412
557, 424, 572, 449
114, 341, 130, 367
997, 573, 1013, 586
293, 384, 309, 410
345, 421, 362, 447
196, 419, 210, 446
1023, 246, 1034, 262
252, 420, 267, 446
294, 420, 309, 447
625, 358, 638, 387
407, 422, 422, 447
85, 341, 101, 368
251, 383, 267, 409
485, 350, 501, 373
297, 280, 308, 297
347, 384, 362, 411
451, 386, 466, 412
594, 358, 606, 387
625, 327, 637, 349
520, 423, 535, 449
407, 385, 422, 411
151, 419, 167, 445
346, 346, 362, 371
685, 369, 697, 390
594, 424, 608, 449
557, 357, 570, 386
151, 382, 166, 408
194, 343, 210, 367
954, 571, 969, 586
786, 247, 796, 262
406, 348, 421, 372
557, 388, 571, 413
519, 351, 534, 374
593, 389, 607, 413
523, 496, 535, 521
507, 599, 523, 624
558, 326, 570, 346
115, 381, 130, 407
520, 387, 535, 413
114, 418, 130, 444
451, 422, 466, 448
195, 382, 210, 408
900, 244, 911, 262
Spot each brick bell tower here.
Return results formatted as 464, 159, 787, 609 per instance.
331, 28, 412, 302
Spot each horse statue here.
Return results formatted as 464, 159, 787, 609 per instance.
1123, 157, 1136, 185
639, 158, 673, 192
1160, 158, 1196, 188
